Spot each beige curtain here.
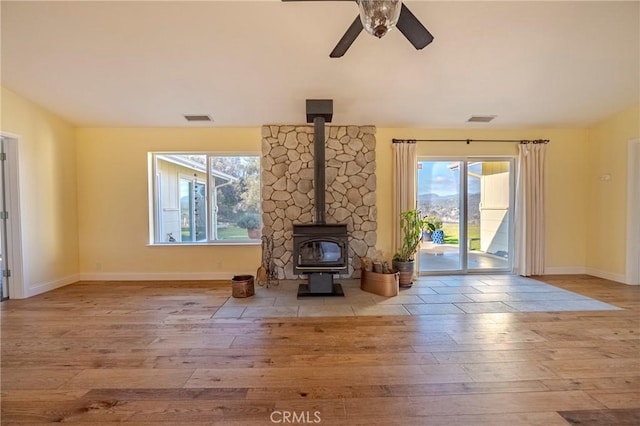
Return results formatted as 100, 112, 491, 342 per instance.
514, 142, 546, 276
392, 140, 417, 258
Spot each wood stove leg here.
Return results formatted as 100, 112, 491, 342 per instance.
297, 273, 344, 298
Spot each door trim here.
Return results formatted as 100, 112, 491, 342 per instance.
0, 133, 26, 299
626, 138, 640, 285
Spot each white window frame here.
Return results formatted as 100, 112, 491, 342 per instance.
178, 172, 208, 243
149, 152, 261, 246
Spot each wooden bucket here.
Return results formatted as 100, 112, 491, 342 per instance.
231, 275, 255, 298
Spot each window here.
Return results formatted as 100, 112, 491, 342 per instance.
150, 153, 261, 244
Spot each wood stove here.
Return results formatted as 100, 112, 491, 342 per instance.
294, 99, 348, 297
293, 224, 348, 296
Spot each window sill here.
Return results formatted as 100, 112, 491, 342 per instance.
148, 241, 261, 247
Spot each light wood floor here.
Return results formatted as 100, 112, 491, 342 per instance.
1, 275, 639, 425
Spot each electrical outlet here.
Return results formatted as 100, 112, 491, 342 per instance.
599, 174, 612, 181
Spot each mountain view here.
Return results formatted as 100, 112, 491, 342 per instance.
418, 192, 481, 225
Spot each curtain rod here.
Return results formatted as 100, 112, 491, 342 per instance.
392, 138, 550, 145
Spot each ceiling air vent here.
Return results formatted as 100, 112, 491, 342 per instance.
467, 115, 497, 123
184, 114, 213, 122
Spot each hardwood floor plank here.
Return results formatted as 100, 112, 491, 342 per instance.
586, 391, 640, 409
542, 376, 640, 392
433, 347, 624, 364
245, 380, 550, 400
185, 364, 474, 388
1, 399, 132, 423
0, 389, 89, 402
332, 412, 571, 426
541, 358, 640, 379
341, 390, 604, 417
0, 353, 152, 369
558, 408, 640, 425
461, 361, 560, 381
447, 329, 548, 345
230, 333, 455, 348
61, 369, 196, 390
83, 387, 249, 401
0, 368, 82, 391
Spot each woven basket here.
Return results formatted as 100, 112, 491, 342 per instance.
231, 275, 255, 298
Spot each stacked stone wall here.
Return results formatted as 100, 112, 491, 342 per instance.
261, 125, 377, 279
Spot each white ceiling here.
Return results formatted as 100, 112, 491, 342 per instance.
1, 0, 638, 128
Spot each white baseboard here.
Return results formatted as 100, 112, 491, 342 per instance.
543, 266, 632, 284
543, 266, 587, 275
26, 274, 80, 298
17, 271, 257, 298
585, 268, 630, 285
77, 271, 248, 281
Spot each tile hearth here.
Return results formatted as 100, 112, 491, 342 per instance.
214, 275, 620, 319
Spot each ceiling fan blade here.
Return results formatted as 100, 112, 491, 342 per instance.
396, 3, 434, 50
330, 15, 363, 58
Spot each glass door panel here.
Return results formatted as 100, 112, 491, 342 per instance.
418, 160, 462, 272
467, 161, 512, 271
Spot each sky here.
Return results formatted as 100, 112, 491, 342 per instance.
418, 161, 481, 196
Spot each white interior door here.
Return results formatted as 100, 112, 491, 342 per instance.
627, 138, 640, 285
0, 133, 25, 299
0, 137, 8, 299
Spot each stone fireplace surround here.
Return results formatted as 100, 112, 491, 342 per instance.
261, 125, 377, 280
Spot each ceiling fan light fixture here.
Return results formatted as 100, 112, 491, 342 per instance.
358, 0, 402, 39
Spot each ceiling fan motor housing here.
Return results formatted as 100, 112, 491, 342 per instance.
359, 0, 402, 38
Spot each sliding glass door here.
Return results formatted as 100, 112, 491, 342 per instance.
417, 160, 462, 271
418, 158, 514, 274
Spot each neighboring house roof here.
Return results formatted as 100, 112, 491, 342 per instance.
156, 154, 238, 186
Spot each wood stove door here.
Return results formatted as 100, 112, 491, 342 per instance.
296, 238, 345, 269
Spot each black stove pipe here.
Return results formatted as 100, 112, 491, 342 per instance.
313, 116, 326, 225
305, 99, 333, 225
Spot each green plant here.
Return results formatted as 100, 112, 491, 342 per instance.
392, 210, 429, 262
237, 213, 260, 230
424, 215, 443, 231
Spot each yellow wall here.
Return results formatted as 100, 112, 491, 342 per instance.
0, 87, 79, 295
75, 127, 262, 278
375, 127, 590, 272
77, 125, 594, 278
587, 104, 640, 278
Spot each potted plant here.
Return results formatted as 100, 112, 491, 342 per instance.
237, 213, 261, 239
425, 214, 444, 244
392, 209, 429, 287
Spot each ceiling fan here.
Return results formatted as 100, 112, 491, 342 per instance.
282, 0, 434, 58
